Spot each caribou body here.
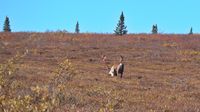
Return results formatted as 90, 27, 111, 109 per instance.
102, 55, 124, 78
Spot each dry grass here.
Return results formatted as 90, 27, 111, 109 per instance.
0, 32, 200, 112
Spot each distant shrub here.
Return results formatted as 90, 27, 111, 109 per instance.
178, 50, 200, 56
162, 42, 177, 48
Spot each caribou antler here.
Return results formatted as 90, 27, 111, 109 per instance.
102, 55, 110, 70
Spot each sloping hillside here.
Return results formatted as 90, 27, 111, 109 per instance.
0, 33, 200, 111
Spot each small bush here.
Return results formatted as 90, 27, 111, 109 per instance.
0, 51, 77, 112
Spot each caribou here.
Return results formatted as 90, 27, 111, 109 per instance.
102, 55, 124, 78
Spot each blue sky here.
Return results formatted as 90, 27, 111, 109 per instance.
0, 0, 199, 33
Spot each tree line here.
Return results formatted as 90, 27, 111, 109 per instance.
2, 12, 193, 35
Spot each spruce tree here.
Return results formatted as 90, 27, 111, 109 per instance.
152, 24, 158, 34
189, 27, 193, 35
75, 21, 80, 34
3, 16, 11, 32
114, 12, 127, 35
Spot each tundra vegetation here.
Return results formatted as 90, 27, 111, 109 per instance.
0, 32, 200, 111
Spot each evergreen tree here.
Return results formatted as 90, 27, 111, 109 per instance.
189, 27, 193, 35
75, 21, 80, 33
114, 12, 127, 35
3, 16, 11, 32
152, 24, 158, 34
